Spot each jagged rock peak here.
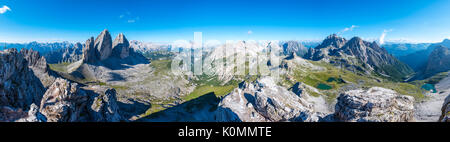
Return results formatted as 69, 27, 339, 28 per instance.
39, 78, 123, 122
318, 34, 347, 49
335, 87, 415, 122
0, 48, 45, 109
82, 37, 97, 63
423, 45, 450, 78
94, 29, 113, 60
112, 33, 130, 59
20, 48, 49, 73
39, 78, 89, 122
348, 36, 363, 43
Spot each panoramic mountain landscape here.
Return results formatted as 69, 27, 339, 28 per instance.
1, 0, 450, 123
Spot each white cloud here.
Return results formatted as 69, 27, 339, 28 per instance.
247, 30, 253, 35
127, 16, 139, 23
338, 25, 358, 34
0, 5, 11, 14
379, 29, 393, 45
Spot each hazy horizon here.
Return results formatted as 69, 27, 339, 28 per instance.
1, 0, 450, 43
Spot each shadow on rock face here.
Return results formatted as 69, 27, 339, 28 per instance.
85, 51, 150, 70
117, 99, 151, 120
138, 92, 220, 122
107, 72, 125, 81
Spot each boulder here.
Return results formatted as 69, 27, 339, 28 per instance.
39, 78, 89, 122
215, 77, 319, 122
39, 78, 123, 122
335, 87, 415, 122
86, 86, 122, 122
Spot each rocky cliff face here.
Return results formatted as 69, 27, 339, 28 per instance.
0, 48, 46, 109
281, 41, 308, 57
304, 34, 346, 61
214, 77, 320, 122
20, 48, 56, 87
82, 29, 113, 63
398, 39, 450, 77
39, 78, 90, 122
39, 78, 123, 122
422, 46, 450, 78
439, 95, 450, 122
335, 87, 415, 122
44, 42, 83, 64
305, 34, 413, 80
94, 29, 113, 61
82, 30, 137, 64
82, 37, 96, 63
112, 33, 130, 59
85, 86, 122, 122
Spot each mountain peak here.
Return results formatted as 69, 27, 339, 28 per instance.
316, 34, 346, 49
112, 33, 131, 59
82, 37, 96, 63
349, 36, 363, 42
442, 39, 450, 45
94, 30, 113, 61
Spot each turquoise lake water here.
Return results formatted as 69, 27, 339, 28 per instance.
317, 83, 333, 90
421, 84, 437, 93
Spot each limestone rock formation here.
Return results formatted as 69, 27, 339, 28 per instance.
39, 78, 89, 122
0, 48, 45, 109
39, 78, 123, 122
335, 87, 415, 122
85, 86, 122, 122
20, 48, 56, 87
112, 33, 130, 59
82, 37, 97, 63
44, 42, 83, 64
94, 29, 113, 60
439, 95, 450, 122
422, 46, 450, 78
281, 41, 308, 57
305, 34, 413, 80
214, 77, 319, 122
16, 103, 46, 122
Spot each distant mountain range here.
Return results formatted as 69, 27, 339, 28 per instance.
304, 34, 414, 81
397, 39, 450, 79
382, 42, 431, 57
2, 32, 450, 122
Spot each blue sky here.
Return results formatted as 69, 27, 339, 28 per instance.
0, 0, 449, 43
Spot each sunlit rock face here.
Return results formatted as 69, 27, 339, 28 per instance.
335, 87, 415, 122
95, 29, 113, 61
0, 48, 45, 109
215, 77, 320, 122
39, 78, 123, 122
